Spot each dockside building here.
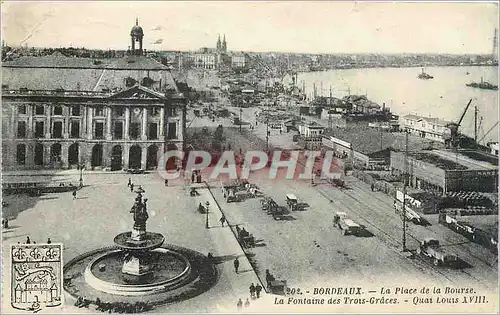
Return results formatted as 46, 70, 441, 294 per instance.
390, 149, 498, 193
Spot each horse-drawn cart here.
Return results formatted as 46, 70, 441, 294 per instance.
268, 280, 287, 295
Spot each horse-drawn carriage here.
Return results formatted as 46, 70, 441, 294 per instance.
286, 194, 298, 211
236, 226, 255, 248
261, 197, 288, 220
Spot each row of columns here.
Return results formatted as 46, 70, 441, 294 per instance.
16, 105, 168, 141
7, 140, 167, 170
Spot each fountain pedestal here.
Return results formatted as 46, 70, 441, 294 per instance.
122, 252, 153, 278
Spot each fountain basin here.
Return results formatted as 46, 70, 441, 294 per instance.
114, 232, 165, 250
84, 248, 191, 296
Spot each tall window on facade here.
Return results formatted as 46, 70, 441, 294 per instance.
150, 107, 160, 117
114, 122, 123, 139
53, 121, 63, 138
94, 106, 104, 117
130, 123, 140, 140
35, 121, 44, 138
167, 107, 177, 117
70, 121, 80, 138
16, 144, 26, 165
71, 105, 81, 116
167, 122, 177, 139
18, 104, 27, 115
53, 105, 63, 116
17, 121, 26, 138
95, 122, 104, 139
35, 105, 45, 115
148, 123, 158, 140
114, 107, 125, 117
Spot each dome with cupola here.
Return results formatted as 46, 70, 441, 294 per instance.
130, 18, 144, 37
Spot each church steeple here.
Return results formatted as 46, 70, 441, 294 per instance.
217, 34, 221, 50
222, 34, 227, 52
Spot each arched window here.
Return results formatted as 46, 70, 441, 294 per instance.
16, 144, 26, 165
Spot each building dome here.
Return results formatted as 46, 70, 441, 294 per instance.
130, 18, 144, 37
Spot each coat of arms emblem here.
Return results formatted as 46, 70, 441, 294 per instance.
11, 244, 63, 312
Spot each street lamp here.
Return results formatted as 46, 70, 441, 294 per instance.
79, 164, 85, 187
239, 106, 243, 133
205, 201, 210, 229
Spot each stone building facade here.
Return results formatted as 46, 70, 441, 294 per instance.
2, 85, 186, 171
2, 19, 187, 171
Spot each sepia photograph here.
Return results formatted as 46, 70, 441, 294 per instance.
1, 1, 499, 313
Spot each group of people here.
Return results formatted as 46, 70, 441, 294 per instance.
190, 170, 203, 184
20, 236, 51, 244
74, 296, 153, 313
236, 297, 250, 310
236, 282, 263, 310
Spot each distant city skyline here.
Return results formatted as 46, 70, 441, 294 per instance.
2, 1, 499, 55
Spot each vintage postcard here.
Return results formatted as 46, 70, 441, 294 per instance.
1, 1, 498, 314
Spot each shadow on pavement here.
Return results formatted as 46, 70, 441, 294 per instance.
451, 258, 473, 270
3, 233, 29, 241
296, 202, 310, 210
417, 217, 432, 226
274, 215, 296, 221
356, 228, 375, 238
211, 253, 239, 264
2, 194, 40, 221
39, 196, 60, 201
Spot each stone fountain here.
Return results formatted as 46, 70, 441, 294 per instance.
63, 187, 218, 307
82, 189, 191, 295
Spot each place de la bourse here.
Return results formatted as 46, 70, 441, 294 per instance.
1, 20, 187, 172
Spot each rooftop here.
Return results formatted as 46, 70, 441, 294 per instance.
3, 52, 169, 70
456, 215, 498, 237
402, 114, 451, 126
410, 152, 468, 170
324, 125, 396, 155
431, 150, 497, 170
2, 53, 178, 93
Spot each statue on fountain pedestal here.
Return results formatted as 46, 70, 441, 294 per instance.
130, 192, 149, 241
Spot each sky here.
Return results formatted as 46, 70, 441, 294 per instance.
2, 1, 499, 54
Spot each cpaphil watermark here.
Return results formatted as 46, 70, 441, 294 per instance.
157, 150, 344, 182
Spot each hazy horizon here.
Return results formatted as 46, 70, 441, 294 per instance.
2, 1, 499, 55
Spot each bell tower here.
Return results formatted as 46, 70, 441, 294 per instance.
130, 18, 144, 56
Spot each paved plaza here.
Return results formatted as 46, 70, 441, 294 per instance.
2, 172, 269, 313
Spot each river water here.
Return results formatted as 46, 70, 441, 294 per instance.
288, 66, 498, 143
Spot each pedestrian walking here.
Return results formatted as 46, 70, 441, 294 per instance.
196, 173, 202, 183
256, 283, 262, 298
3, 218, 8, 228
164, 179, 168, 187
130, 183, 134, 192
47, 238, 51, 244
219, 215, 226, 227
233, 258, 240, 274
72, 190, 77, 200
191, 172, 195, 184
236, 298, 243, 311
128, 178, 131, 187
371, 183, 374, 191
26, 236, 31, 244
244, 298, 250, 307
249, 283, 256, 298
